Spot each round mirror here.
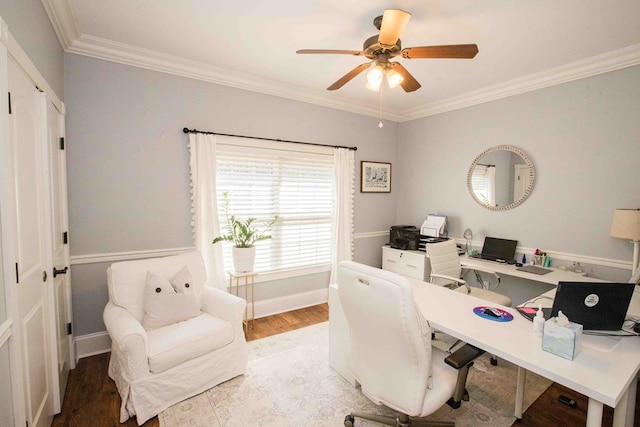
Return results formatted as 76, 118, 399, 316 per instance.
467, 145, 535, 211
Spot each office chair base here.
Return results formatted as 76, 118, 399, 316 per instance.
446, 388, 470, 409
345, 412, 454, 426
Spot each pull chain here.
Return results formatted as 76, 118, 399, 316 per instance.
378, 86, 384, 128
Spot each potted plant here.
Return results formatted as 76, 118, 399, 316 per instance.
212, 191, 279, 272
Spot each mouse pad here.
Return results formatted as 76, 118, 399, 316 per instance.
473, 306, 514, 322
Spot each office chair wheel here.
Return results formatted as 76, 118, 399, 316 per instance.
344, 414, 355, 426
490, 356, 498, 366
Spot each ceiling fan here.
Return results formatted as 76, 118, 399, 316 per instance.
296, 9, 478, 93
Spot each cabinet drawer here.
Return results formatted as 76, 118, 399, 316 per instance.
382, 247, 426, 280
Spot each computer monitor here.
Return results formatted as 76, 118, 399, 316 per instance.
477, 237, 518, 262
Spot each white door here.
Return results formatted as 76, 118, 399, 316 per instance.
513, 164, 531, 201
8, 58, 54, 427
46, 98, 73, 413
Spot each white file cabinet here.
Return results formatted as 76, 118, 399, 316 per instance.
381, 246, 430, 280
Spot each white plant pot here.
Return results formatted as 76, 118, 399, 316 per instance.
232, 246, 256, 273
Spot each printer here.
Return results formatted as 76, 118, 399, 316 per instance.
389, 225, 420, 250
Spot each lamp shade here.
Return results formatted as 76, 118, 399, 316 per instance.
609, 209, 640, 240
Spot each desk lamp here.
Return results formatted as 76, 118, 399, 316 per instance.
609, 208, 640, 275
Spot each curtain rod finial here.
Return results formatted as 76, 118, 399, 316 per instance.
183, 127, 190, 134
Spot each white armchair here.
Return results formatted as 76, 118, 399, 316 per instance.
103, 251, 248, 425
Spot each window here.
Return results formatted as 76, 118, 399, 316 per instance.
471, 165, 496, 206
216, 143, 334, 275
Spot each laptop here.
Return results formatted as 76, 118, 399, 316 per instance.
470, 237, 518, 263
518, 282, 635, 331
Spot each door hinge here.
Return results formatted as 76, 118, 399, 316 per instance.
63, 231, 69, 244
59, 137, 65, 150
8, 92, 11, 114
15, 263, 19, 283
66, 323, 73, 335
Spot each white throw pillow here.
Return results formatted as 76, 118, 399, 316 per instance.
170, 264, 195, 294
142, 269, 201, 330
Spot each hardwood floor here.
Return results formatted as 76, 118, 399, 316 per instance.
52, 303, 638, 427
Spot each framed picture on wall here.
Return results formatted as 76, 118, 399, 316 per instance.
361, 161, 391, 193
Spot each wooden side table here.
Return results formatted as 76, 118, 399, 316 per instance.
227, 270, 256, 332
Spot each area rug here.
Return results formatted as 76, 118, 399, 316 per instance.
159, 322, 551, 426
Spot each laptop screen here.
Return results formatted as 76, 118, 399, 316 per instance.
481, 237, 518, 261
551, 282, 635, 331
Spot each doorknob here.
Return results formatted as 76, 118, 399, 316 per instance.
53, 266, 68, 278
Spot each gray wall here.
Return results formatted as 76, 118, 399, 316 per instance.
0, 0, 64, 98
395, 65, 640, 304
396, 65, 640, 263
64, 54, 399, 335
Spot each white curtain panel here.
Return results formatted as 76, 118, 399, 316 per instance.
330, 148, 355, 284
188, 133, 226, 290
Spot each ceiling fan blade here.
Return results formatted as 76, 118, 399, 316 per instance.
327, 63, 371, 91
389, 62, 421, 92
297, 49, 365, 56
378, 9, 411, 46
401, 44, 479, 59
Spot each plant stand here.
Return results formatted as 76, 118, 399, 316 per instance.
227, 270, 256, 332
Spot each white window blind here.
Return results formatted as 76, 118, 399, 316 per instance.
216, 147, 334, 274
471, 165, 496, 206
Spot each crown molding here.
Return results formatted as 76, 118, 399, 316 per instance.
42, 0, 640, 122
399, 43, 640, 122
67, 32, 404, 122
41, 0, 80, 50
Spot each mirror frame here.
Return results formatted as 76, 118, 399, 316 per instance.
467, 145, 535, 211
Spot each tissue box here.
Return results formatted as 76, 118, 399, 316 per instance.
542, 317, 583, 360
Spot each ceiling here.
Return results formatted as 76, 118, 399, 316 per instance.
43, 0, 640, 122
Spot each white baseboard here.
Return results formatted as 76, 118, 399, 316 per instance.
252, 288, 329, 319
74, 288, 330, 359
75, 331, 112, 359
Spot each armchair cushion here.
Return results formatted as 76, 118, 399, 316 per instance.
142, 269, 201, 330
146, 312, 234, 373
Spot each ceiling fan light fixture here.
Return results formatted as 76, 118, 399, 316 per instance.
366, 65, 384, 91
385, 67, 404, 89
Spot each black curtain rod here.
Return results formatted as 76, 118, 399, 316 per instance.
183, 127, 357, 151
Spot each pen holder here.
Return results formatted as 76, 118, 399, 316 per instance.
534, 255, 543, 265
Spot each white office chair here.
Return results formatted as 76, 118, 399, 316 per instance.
427, 239, 512, 307
427, 239, 510, 366
338, 261, 483, 426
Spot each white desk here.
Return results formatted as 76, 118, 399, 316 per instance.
460, 255, 597, 286
408, 277, 640, 427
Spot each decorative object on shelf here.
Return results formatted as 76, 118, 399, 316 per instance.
463, 228, 473, 253
361, 161, 391, 193
609, 208, 640, 275
212, 191, 279, 272
467, 145, 535, 211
